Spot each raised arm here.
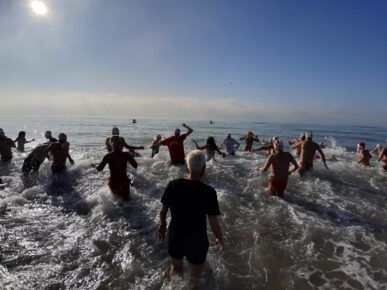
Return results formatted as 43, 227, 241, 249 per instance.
208, 215, 224, 251
182, 123, 193, 137
156, 205, 168, 241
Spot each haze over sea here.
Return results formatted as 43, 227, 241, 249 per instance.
0, 116, 386, 289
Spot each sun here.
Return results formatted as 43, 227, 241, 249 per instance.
30, 1, 48, 16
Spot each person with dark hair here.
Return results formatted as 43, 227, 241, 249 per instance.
357, 142, 372, 167
96, 135, 138, 200
0, 128, 15, 161
156, 150, 224, 287
14, 131, 35, 152
192, 136, 225, 161
46, 133, 74, 174
378, 146, 387, 171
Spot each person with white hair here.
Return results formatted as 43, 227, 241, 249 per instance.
259, 139, 299, 197
156, 150, 224, 285
105, 127, 144, 153
252, 136, 279, 155
0, 128, 16, 161
221, 133, 240, 155
293, 132, 328, 176
45, 133, 74, 174
159, 123, 193, 165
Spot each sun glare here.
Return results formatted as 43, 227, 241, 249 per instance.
30, 1, 48, 16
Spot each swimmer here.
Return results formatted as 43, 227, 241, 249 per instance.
240, 131, 259, 151
252, 136, 279, 155
156, 150, 224, 287
46, 133, 75, 174
105, 127, 144, 153
259, 140, 299, 197
221, 133, 240, 156
150, 135, 162, 158
96, 135, 138, 201
14, 131, 35, 152
160, 123, 193, 165
296, 132, 328, 176
289, 133, 306, 156
357, 142, 372, 167
22, 144, 49, 175
0, 129, 16, 161
44, 131, 58, 143
192, 137, 225, 161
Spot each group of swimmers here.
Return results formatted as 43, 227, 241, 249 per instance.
0, 124, 387, 285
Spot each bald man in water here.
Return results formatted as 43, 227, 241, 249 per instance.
293, 132, 328, 176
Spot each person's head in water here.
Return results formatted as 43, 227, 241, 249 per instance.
58, 133, 67, 143
0, 128, 5, 137
273, 139, 284, 152
174, 128, 180, 137
18, 131, 26, 138
306, 132, 313, 140
186, 150, 206, 178
110, 135, 123, 152
112, 127, 119, 136
45, 131, 52, 139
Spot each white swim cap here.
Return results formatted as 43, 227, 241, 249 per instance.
0, 128, 4, 136
186, 150, 206, 173
274, 139, 284, 150
272, 136, 280, 142
112, 127, 119, 135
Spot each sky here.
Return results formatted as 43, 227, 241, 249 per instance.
0, 0, 386, 125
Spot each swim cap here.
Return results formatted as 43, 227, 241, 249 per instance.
58, 133, 67, 141
112, 127, 119, 135
272, 136, 280, 142
0, 128, 4, 136
306, 132, 313, 140
274, 139, 284, 150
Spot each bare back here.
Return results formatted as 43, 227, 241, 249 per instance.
300, 140, 319, 164
269, 151, 297, 181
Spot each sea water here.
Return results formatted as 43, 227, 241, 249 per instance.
0, 117, 386, 289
